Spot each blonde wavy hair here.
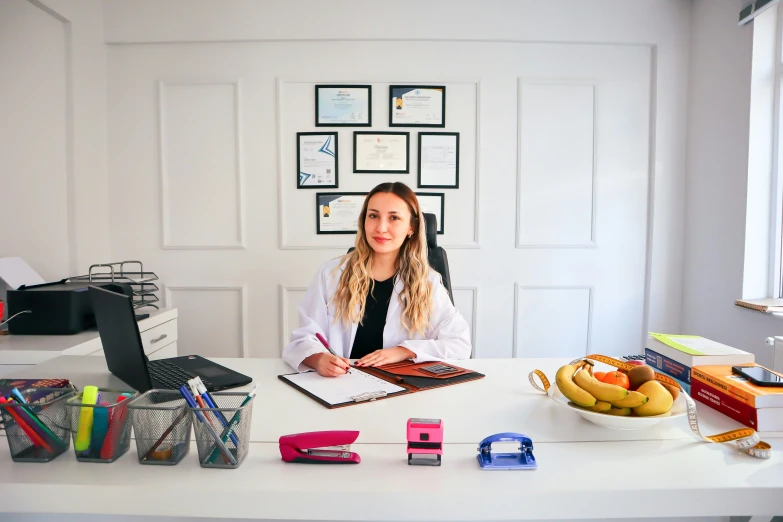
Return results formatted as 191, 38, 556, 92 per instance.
331, 182, 433, 335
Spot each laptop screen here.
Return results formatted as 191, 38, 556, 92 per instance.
89, 286, 153, 392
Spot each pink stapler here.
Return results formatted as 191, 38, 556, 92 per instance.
279, 430, 361, 464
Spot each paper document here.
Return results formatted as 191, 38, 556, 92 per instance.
650, 333, 747, 356
0, 257, 45, 290
282, 369, 406, 407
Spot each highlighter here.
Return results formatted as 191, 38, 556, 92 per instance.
89, 402, 110, 457
74, 386, 98, 452
99, 394, 132, 460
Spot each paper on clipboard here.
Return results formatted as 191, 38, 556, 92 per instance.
281, 369, 406, 407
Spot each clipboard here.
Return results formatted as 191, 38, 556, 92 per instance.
278, 360, 484, 409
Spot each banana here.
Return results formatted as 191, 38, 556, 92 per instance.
556, 364, 597, 407
567, 400, 612, 413
573, 368, 629, 402
589, 401, 612, 413
606, 406, 631, 416
609, 390, 648, 408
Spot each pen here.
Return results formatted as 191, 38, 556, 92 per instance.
188, 380, 221, 436
194, 377, 239, 447
9, 388, 66, 452
178, 384, 236, 465
207, 384, 257, 463
0, 396, 48, 450
315, 333, 351, 374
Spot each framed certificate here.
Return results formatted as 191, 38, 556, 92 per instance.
353, 132, 410, 173
416, 192, 445, 234
297, 132, 338, 188
316, 192, 368, 234
389, 85, 446, 128
418, 132, 459, 188
315, 85, 372, 127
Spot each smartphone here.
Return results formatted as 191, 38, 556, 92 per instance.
731, 365, 783, 387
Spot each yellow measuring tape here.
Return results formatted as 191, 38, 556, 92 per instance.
528, 354, 772, 459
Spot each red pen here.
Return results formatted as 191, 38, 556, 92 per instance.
315, 333, 350, 373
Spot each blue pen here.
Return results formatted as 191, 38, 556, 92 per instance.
194, 378, 239, 447
207, 385, 257, 463
178, 384, 237, 465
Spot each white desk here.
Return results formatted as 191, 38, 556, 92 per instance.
1, 439, 781, 521
0, 308, 178, 376
0, 357, 781, 521
15, 355, 783, 444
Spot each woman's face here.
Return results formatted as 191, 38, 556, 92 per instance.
364, 192, 414, 256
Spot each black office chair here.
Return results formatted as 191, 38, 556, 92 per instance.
348, 213, 454, 304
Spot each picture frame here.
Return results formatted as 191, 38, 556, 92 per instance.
315, 85, 372, 127
416, 192, 445, 234
297, 132, 338, 189
315, 192, 368, 234
418, 132, 459, 189
389, 85, 446, 128
353, 131, 410, 174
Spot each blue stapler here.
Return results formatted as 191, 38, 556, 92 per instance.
476, 432, 537, 470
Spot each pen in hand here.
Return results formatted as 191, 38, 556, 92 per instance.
315, 333, 351, 374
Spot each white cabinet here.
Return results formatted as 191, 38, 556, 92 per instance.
89, 312, 178, 360
0, 309, 178, 368
150, 341, 177, 361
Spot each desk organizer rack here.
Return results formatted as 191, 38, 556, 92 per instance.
69, 260, 159, 310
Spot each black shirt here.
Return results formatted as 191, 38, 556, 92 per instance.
350, 276, 396, 359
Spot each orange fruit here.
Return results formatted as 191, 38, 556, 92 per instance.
601, 371, 630, 390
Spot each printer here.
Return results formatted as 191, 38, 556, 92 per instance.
6, 280, 133, 335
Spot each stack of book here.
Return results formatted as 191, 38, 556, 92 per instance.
644, 333, 755, 394
691, 366, 783, 431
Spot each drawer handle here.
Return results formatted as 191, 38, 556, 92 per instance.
150, 334, 168, 344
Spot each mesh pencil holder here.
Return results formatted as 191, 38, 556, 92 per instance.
0, 387, 75, 462
66, 388, 136, 463
190, 392, 253, 469
128, 389, 192, 465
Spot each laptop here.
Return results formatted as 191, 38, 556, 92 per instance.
88, 286, 252, 393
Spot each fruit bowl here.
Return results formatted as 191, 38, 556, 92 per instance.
550, 385, 687, 430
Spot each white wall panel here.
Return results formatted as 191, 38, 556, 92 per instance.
279, 80, 479, 249
159, 81, 245, 249
0, 0, 71, 280
514, 285, 592, 358
279, 286, 307, 352
164, 286, 247, 358
109, 41, 652, 361
452, 287, 477, 356
517, 82, 595, 247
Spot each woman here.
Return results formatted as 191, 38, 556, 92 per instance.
283, 182, 471, 376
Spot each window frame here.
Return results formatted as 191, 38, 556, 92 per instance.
773, 3, 783, 297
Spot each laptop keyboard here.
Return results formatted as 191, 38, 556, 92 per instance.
148, 360, 213, 390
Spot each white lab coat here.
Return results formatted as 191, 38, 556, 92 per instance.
283, 257, 472, 372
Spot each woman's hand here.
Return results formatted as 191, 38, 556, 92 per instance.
303, 352, 351, 377
354, 347, 415, 368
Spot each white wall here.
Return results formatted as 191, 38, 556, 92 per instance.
0, 0, 109, 280
682, 0, 782, 369
99, 0, 691, 359
2, 0, 696, 360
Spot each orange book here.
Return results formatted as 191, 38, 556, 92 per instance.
691, 365, 783, 408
